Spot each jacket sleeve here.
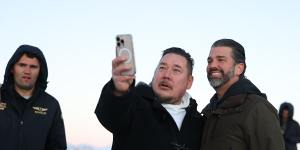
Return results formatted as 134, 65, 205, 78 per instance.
94, 79, 136, 135
45, 102, 67, 150
244, 102, 285, 150
284, 121, 300, 144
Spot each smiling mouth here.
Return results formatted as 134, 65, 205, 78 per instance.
208, 69, 224, 78
210, 71, 221, 76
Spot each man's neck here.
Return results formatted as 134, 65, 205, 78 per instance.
15, 87, 34, 98
216, 77, 239, 100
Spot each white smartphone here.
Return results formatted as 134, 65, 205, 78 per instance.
116, 34, 136, 75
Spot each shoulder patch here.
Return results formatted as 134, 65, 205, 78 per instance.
0, 102, 6, 110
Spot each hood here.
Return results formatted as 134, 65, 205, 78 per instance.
3, 45, 48, 91
279, 102, 294, 120
209, 78, 266, 110
222, 78, 266, 100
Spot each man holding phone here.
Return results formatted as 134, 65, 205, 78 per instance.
95, 47, 203, 150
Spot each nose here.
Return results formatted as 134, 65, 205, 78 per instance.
207, 60, 219, 72
162, 69, 172, 79
208, 59, 217, 67
208, 58, 221, 69
23, 66, 31, 74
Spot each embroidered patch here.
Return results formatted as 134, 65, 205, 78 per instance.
0, 102, 6, 110
32, 106, 48, 115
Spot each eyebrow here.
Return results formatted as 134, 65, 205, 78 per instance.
18, 62, 39, 67
159, 62, 183, 69
159, 62, 167, 66
217, 55, 227, 59
208, 55, 227, 59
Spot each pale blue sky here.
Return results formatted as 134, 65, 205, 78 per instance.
1, 0, 300, 148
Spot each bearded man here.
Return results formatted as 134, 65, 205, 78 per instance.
200, 39, 285, 150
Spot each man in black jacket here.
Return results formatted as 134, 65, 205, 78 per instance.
279, 102, 300, 150
95, 47, 203, 150
0, 45, 67, 150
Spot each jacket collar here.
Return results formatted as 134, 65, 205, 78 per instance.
209, 78, 265, 110
135, 82, 198, 112
202, 94, 246, 118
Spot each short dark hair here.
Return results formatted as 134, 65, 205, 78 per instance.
211, 39, 246, 78
162, 47, 194, 75
16, 52, 41, 69
24, 51, 39, 59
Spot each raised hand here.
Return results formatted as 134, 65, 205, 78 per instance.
111, 56, 135, 96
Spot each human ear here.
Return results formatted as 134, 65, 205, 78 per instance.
186, 75, 193, 89
235, 63, 245, 76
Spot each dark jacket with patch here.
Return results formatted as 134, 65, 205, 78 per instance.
95, 80, 203, 150
0, 45, 67, 150
279, 102, 300, 150
200, 78, 285, 150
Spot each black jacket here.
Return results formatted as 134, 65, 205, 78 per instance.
0, 45, 67, 150
95, 80, 203, 150
279, 102, 300, 150
200, 78, 285, 150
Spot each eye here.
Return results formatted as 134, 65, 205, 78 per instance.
18, 63, 26, 67
172, 67, 183, 75
218, 58, 226, 62
158, 65, 167, 70
207, 59, 212, 64
30, 65, 39, 69
174, 68, 181, 73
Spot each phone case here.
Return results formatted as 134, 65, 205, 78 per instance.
116, 34, 136, 75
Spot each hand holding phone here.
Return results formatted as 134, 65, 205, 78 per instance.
116, 34, 136, 76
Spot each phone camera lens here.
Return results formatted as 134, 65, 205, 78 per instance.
116, 37, 120, 41
121, 39, 124, 43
